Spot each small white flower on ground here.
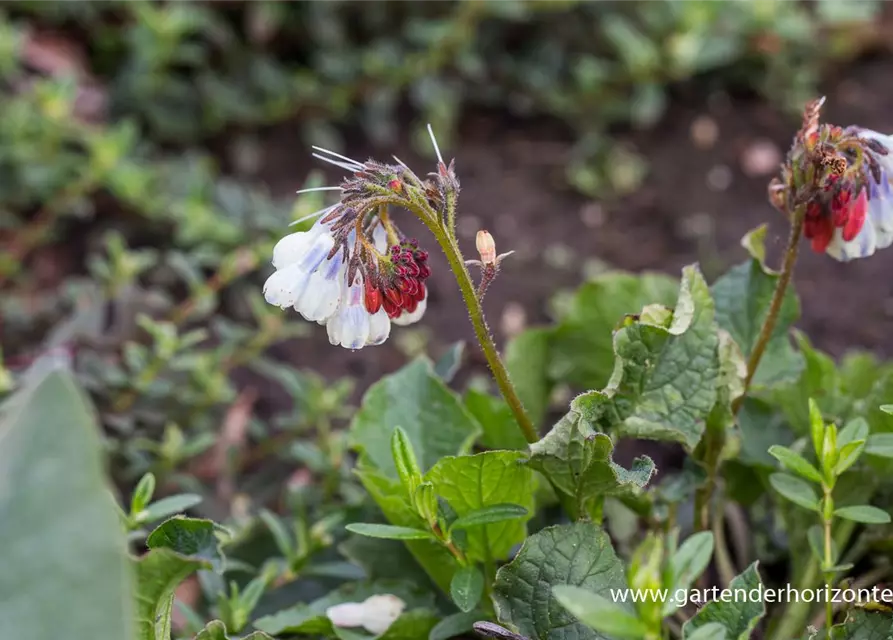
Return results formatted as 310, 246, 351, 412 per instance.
326, 594, 406, 635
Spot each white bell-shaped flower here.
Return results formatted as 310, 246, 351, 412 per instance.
326, 275, 391, 349
392, 292, 428, 326
326, 594, 405, 635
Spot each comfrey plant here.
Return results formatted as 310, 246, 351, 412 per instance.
9, 100, 893, 640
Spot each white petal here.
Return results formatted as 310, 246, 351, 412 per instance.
358, 595, 405, 635
826, 219, 877, 262
272, 231, 312, 269
298, 273, 342, 322
297, 232, 335, 272
367, 309, 391, 345
392, 295, 427, 326
326, 602, 368, 628
262, 264, 309, 308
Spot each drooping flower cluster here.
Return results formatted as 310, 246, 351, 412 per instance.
264, 128, 458, 349
773, 98, 893, 261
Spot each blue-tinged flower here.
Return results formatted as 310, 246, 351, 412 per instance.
326, 274, 391, 349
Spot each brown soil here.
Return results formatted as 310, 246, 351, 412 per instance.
255, 55, 893, 404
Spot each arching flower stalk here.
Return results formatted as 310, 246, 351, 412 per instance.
264, 126, 537, 444
742, 97, 893, 405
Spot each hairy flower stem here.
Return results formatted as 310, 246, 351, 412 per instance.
424, 220, 538, 444
732, 204, 807, 414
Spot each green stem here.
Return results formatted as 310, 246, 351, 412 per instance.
425, 222, 538, 444
732, 204, 806, 414
822, 484, 834, 630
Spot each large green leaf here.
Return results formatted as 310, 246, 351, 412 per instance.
350, 358, 481, 477
253, 579, 435, 639
528, 392, 655, 518
135, 517, 225, 640
426, 451, 535, 563
682, 562, 765, 639
549, 271, 679, 390
0, 368, 133, 640
464, 388, 529, 451
711, 225, 803, 386
493, 522, 629, 640
355, 460, 458, 594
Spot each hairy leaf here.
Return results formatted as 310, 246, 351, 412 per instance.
682, 562, 765, 639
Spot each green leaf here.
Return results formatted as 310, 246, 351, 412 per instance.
464, 388, 528, 451
684, 623, 726, 640
505, 327, 552, 427
839, 417, 870, 447
141, 493, 203, 523
711, 225, 803, 386
379, 609, 440, 640
0, 368, 133, 640
434, 342, 464, 382
260, 509, 294, 559
836, 440, 866, 475
428, 612, 480, 640
528, 392, 655, 518
826, 609, 893, 639
195, 620, 272, 640
391, 426, 423, 496
683, 562, 765, 639
807, 525, 838, 565
810, 398, 827, 459
134, 548, 209, 640
450, 566, 484, 613
599, 265, 720, 449
356, 461, 458, 593
548, 271, 679, 389
132, 472, 157, 515
834, 506, 892, 524
146, 516, 225, 572
866, 433, 893, 458
449, 504, 529, 531
345, 523, 436, 541
350, 358, 481, 477
493, 522, 629, 640
426, 451, 534, 563
770, 473, 819, 511
552, 586, 649, 639
668, 532, 714, 610
881, 405, 893, 415
254, 579, 435, 638
768, 445, 823, 483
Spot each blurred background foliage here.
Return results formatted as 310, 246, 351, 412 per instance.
0, 0, 889, 634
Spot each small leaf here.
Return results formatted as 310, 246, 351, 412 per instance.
865, 433, 893, 459
141, 493, 203, 523
196, 620, 272, 640
260, 509, 294, 559
839, 417, 870, 447
345, 523, 436, 541
807, 525, 838, 565
835, 440, 866, 475
833, 506, 892, 524
683, 563, 765, 639
493, 523, 630, 640
450, 566, 484, 613
769, 473, 819, 511
132, 472, 157, 515
768, 445, 823, 483
428, 611, 480, 640
391, 426, 423, 497
668, 532, 714, 610
552, 586, 649, 639
449, 504, 529, 531
809, 399, 825, 459
146, 516, 224, 572
880, 404, 893, 415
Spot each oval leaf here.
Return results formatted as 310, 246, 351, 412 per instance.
141, 493, 203, 523
865, 433, 893, 459
769, 473, 819, 511
833, 506, 892, 524
345, 523, 435, 540
669, 531, 714, 604
767, 445, 822, 483
552, 585, 650, 639
450, 566, 484, 613
449, 504, 529, 531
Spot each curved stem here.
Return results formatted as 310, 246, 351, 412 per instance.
732, 204, 806, 414
425, 221, 538, 444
